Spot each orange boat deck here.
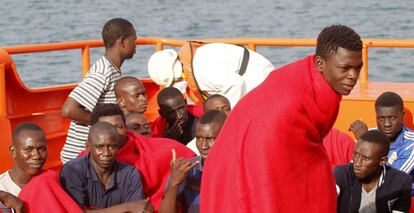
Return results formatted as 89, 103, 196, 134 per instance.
0, 38, 413, 173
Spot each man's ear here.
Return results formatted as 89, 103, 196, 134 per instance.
379, 156, 388, 166
158, 109, 165, 117
315, 56, 325, 73
117, 97, 126, 108
9, 145, 17, 158
85, 142, 90, 150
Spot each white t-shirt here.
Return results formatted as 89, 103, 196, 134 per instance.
193, 43, 275, 107
186, 138, 200, 155
0, 171, 21, 196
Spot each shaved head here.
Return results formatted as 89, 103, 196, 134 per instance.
126, 112, 152, 137
203, 94, 231, 116
88, 122, 118, 144
12, 122, 45, 146
114, 76, 147, 114
157, 87, 184, 107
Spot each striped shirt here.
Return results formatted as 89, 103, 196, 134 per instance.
60, 56, 121, 164
385, 125, 414, 194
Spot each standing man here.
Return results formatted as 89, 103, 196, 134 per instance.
60, 18, 137, 163
147, 42, 275, 107
200, 25, 363, 212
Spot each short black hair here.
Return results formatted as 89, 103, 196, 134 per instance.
203, 94, 231, 110
90, 104, 126, 125
198, 109, 227, 127
88, 121, 118, 143
375, 91, 404, 112
359, 130, 390, 156
157, 87, 184, 106
12, 122, 46, 145
102, 18, 135, 48
315, 25, 362, 60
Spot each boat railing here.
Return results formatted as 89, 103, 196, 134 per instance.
4, 37, 414, 83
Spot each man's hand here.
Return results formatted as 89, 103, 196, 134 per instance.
124, 198, 153, 213
0, 191, 25, 213
164, 119, 184, 140
169, 149, 199, 188
349, 119, 368, 139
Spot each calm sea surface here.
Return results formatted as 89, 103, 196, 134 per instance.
1, 0, 414, 87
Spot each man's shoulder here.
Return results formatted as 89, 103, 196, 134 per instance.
88, 56, 119, 76
0, 170, 10, 180
116, 160, 141, 177
402, 126, 414, 141
61, 155, 88, 173
333, 164, 353, 180
386, 166, 411, 182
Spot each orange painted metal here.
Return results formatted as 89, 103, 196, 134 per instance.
0, 38, 414, 173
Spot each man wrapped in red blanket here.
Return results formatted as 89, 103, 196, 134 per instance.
79, 104, 195, 212
0, 122, 81, 213
200, 25, 363, 212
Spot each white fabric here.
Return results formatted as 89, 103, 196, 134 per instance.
0, 171, 21, 196
186, 138, 200, 155
359, 185, 377, 213
192, 43, 275, 107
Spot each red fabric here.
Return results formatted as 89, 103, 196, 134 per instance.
323, 128, 356, 169
18, 170, 82, 213
200, 55, 341, 212
151, 104, 203, 137
79, 131, 195, 212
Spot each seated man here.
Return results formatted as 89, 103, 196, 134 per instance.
152, 87, 198, 145
85, 104, 195, 211
0, 122, 82, 213
159, 109, 227, 213
349, 91, 414, 193
187, 94, 231, 154
335, 130, 411, 213
126, 112, 152, 137
114, 76, 147, 116
60, 122, 152, 212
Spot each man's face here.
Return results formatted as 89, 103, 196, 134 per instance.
126, 114, 152, 137
317, 47, 363, 95
98, 115, 126, 143
352, 139, 386, 180
88, 132, 119, 170
204, 98, 231, 116
195, 123, 220, 160
122, 28, 137, 59
376, 106, 404, 141
119, 82, 147, 114
160, 97, 188, 127
11, 130, 47, 177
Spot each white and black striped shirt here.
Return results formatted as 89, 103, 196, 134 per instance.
60, 56, 121, 164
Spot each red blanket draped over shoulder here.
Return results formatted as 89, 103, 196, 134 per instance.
151, 104, 203, 137
79, 131, 195, 212
18, 170, 82, 213
323, 128, 355, 169
200, 55, 341, 212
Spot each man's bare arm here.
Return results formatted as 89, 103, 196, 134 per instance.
84, 199, 153, 213
61, 97, 90, 124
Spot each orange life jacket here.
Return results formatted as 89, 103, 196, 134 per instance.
177, 41, 209, 104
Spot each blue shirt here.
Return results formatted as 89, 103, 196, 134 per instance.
167, 156, 203, 213
60, 154, 144, 208
385, 125, 414, 194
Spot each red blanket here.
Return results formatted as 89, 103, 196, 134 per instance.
151, 104, 203, 137
79, 131, 195, 212
200, 55, 341, 212
323, 128, 355, 169
18, 170, 82, 213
